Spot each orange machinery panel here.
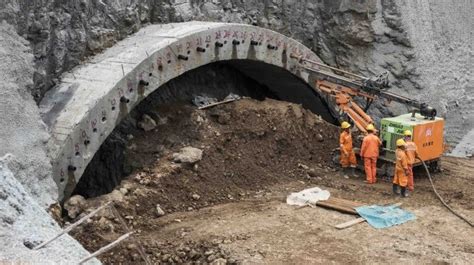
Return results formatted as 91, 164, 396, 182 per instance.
412, 118, 444, 161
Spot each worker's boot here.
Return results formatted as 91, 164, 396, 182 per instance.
400, 187, 408, 198
392, 184, 400, 195
350, 167, 359, 177
342, 168, 349, 178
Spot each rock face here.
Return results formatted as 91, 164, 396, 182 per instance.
395, 0, 474, 155
1, 0, 471, 151
0, 159, 99, 264
0, 0, 401, 103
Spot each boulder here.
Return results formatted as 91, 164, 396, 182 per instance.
156, 204, 166, 217
64, 195, 87, 219
172, 147, 203, 164
137, 114, 157, 131
107, 189, 124, 202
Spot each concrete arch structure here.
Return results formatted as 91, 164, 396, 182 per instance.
40, 22, 332, 200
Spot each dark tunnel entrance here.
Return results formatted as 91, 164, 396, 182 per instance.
73, 60, 336, 198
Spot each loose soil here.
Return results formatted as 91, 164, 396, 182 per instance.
69, 98, 474, 264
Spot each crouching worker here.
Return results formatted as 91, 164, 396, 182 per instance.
393, 139, 410, 197
404, 130, 419, 192
339, 122, 358, 177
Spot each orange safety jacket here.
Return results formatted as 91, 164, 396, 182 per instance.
405, 141, 418, 165
339, 131, 353, 154
395, 148, 409, 175
360, 133, 382, 158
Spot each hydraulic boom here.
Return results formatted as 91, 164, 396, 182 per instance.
290, 54, 437, 132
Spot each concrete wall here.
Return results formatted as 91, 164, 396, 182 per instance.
39, 22, 330, 200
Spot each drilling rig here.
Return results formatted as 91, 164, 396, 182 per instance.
291, 54, 444, 176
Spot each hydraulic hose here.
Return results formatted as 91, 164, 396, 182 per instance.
420, 160, 474, 227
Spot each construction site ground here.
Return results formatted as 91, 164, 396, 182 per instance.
69, 98, 474, 264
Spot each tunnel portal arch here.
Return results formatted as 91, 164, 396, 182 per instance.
40, 22, 335, 200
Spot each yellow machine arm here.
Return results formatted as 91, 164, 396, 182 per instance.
316, 80, 375, 133
290, 54, 437, 132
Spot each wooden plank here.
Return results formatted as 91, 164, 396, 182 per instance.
294, 197, 365, 215
315, 197, 364, 215
323, 198, 360, 208
315, 200, 359, 215
335, 217, 366, 229
327, 197, 364, 207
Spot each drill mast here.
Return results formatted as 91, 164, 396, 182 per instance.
290, 54, 437, 132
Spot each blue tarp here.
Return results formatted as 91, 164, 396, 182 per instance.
355, 204, 416, 229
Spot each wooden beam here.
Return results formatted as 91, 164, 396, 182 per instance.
335, 217, 366, 229
316, 201, 359, 215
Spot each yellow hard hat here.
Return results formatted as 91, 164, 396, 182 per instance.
396, 138, 406, 147
403, 130, 412, 136
341, 121, 351, 129
366, 124, 375, 131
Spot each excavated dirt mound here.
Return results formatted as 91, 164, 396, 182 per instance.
69, 98, 339, 263
124, 98, 337, 213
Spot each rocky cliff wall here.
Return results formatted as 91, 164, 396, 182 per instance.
395, 0, 473, 155
1, 0, 405, 103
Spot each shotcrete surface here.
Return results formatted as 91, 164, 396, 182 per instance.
0, 157, 99, 264
0, 21, 56, 207
0, 22, 97, 264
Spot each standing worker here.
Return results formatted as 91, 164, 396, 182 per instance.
360, 124, 381, 184
404, 130, 419, 192
339, 122, 358, 177
393, 139, 410, 197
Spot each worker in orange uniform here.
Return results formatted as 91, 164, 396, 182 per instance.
339, 121, 358, 177
404, 130, 419, 192
393, 139, 410, 197
360, 124, 381, 184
